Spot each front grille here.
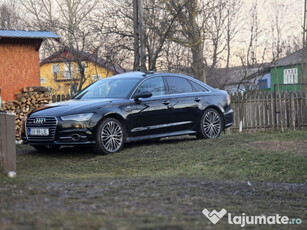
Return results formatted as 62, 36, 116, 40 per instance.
26, 117, 58, 141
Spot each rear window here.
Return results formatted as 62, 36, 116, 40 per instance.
166, 77, 193, 94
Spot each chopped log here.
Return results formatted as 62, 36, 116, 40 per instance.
0, 87, 52, 140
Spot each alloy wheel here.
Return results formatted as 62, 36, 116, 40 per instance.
203, 110, 221, 138
101, 120, 123, 153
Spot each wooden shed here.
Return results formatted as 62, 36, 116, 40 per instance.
0, 30, 60, 102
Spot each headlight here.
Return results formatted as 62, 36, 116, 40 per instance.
61, 113, 93, 121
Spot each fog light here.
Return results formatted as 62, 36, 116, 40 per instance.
71, 134, 81, 141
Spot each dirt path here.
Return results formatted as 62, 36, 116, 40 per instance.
248, 141, 307, 157
0, 177, 306, 230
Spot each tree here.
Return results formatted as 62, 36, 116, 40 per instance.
234, 1, 267, 132
98, 0, 187, 72
166, 0, 207, 82
133, 0, 146, 71
204, 0, 242, 89
0, 0, 22, 30
20, 0, 100, 94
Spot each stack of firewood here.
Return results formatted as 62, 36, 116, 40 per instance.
0, 87, 52, 140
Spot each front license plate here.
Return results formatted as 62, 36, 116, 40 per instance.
29, 128, 49, 136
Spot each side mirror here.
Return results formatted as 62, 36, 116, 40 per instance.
134, 91, 152, 101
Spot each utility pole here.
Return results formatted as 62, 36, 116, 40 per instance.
302, 0, 307, 84
133, 0, 146, 72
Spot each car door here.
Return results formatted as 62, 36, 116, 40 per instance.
165, 76, 202, 131
126, 77, 173, 137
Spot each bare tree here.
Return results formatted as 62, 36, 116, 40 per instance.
204, 0, 242, 88
165, 0, 208, 82
233, 2, 267, 132
0, 0, 22, 29
20, 0, 100, 94
269, 0, 291, 133
98, 0, 187, 72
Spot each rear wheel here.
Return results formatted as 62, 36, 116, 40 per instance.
32, 145, 60, 152
94, 117, 125, 154
197, 108, 222, 139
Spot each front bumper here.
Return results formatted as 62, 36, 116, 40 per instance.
22, 128, 96, 145
22, 117, 97, 145
224, 109, 233, 128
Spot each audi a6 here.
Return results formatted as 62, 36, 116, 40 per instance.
21, 71, 233, 154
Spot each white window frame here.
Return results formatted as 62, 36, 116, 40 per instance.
283, 68, 298, 84
40, 78, 46, 84
51, 64, 60, 74
92, 74, 101, 81
64, 63, 74, 79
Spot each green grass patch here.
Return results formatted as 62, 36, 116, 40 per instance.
15, 130, 307, 183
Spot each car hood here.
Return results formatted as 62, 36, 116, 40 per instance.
28, 98, 126, 117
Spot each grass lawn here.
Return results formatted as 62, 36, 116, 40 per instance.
0, 130, 306, 229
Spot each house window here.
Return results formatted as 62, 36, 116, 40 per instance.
283, 68, 298, 84
40, 78, 46, 84
77, 62, 87, 74
258, 79, 267, 89
92, 74, 101, 81
64, 63, 74, 79
52, 64, 60, 74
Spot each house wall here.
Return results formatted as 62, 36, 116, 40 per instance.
40, 61, 115, 95
0, 41, 40, 101
270, 65, 301, 92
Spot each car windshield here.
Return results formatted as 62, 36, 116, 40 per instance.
74, 78, 140, 99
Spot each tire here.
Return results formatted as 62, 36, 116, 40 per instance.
94, 117, 125, 154
197, 108, 222, 139
32, 145, 60, 152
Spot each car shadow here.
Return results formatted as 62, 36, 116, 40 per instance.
124, 135, 197, 149
18, 135, 198, 157
17, 145, 98, 159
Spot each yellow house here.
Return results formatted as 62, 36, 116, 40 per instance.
40, 48, 125, 95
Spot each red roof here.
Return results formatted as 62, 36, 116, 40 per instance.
40, 48, 125, 74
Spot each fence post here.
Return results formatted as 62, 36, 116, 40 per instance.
0, 112, 16, 174
290, 92, 296, 130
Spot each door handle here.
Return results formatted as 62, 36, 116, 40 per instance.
163, 101, 170, 105
194, 97, 201, 102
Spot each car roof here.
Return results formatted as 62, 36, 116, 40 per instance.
112, 71, 193, 80
111, 71, 216, 90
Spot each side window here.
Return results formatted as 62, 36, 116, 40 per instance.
166, 77, 193, 94
136, 77, 166, 96
190, 81, 208, 92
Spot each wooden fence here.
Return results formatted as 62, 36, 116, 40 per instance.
231, 91, 307, 131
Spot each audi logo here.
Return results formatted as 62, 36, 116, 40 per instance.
34, 118, 46, 124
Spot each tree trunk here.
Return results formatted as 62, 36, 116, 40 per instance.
133, 0, 140, 71
191, 44, 206, 82
188, 0, 206, 82
138, 0, 146, 72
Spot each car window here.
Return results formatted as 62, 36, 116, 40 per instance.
74, 78, 140, 99
190, 81, 209, 92
166, 77, 193, 94
135, 77, 166, 96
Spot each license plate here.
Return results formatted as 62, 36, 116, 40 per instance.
29, 128, 49, 136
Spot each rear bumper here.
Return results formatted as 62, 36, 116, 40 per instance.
224, 109, 233, 128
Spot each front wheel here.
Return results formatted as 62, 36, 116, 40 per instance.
94, 117, 125, 154
197, 108, 222, 139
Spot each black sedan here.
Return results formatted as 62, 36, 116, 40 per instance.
21, 72, 233, 154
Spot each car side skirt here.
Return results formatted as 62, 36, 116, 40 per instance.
126, 130, 197, 142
